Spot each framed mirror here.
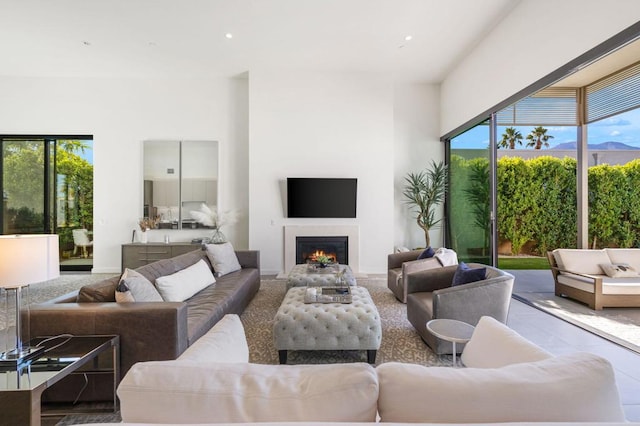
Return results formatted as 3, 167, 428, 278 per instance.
143, 140, 218, 230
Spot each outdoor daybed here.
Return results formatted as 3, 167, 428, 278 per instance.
548, 248, 640, 310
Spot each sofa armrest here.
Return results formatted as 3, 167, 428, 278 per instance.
236, 250, 260, 270
405, 265, 458, 294
29, 302, 189, 377
387, 249, 423, 270
432, 275, 514, 325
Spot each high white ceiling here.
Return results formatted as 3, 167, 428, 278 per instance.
0, 0, 518, 81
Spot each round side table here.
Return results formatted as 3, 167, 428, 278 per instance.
426, 319, 475, 367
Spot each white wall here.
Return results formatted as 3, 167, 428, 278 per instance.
441, 0, 640, 136
248, 70, 397, 275
393, 82, 443, 250
0, 75, 249, 273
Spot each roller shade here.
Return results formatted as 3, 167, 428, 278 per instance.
587, 61, 640, 123
496, 87, 578, 126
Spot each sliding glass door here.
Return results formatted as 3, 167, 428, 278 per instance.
447, 121, 493, 265
1, 136, 93, 271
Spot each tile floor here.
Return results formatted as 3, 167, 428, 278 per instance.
508, 271, 640, 421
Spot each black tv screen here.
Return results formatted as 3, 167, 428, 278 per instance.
287, 178, 357, 218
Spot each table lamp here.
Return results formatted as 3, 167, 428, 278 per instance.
0, 234, 59, 363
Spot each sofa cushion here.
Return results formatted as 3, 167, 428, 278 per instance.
115, 269, 163, 303
118, 362, 378, 424
553, 249, 610, 275
178, 314, 249, 363
77, 278, 118, 302
605, 248, 640, 272
377, 352, 625, 423
155, 259, 215, 302
206, 242, 242, 276
599, 262, 639, 278
451, 262, 486, 286
461, 316, 553, 368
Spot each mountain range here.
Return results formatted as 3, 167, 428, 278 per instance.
552, 141, 640, 150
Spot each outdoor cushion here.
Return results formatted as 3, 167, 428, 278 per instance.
553, 249, 610, 275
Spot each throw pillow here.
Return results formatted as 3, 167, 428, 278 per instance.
155, 259, 216, 302
116, 269, 163, 303
205, 242, 242, 277
451, 262, 486, 286
599, 263, 639, 278
417, 246, 435, 260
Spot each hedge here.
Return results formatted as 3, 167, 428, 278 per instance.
450, 155, 640, 255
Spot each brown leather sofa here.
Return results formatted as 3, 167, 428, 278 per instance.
29, 247, 260, 401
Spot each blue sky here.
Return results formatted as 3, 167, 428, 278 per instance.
453, 108, 640, 149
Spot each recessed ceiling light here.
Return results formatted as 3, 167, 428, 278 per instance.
404, 35, 413, 41
225, 33, 233, 39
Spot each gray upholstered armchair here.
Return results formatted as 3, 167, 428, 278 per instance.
406, 263, 514, 354
387, 249, 445, 303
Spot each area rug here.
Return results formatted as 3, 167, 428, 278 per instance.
513, 291, 640, 353
240, 277, 445, 366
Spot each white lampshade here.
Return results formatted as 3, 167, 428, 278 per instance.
0, 234, 60, 288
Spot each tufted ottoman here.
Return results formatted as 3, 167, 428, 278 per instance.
286, 264, 357, 289
273, 286, 382, 364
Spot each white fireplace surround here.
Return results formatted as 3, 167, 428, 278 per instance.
282, 225, 360, 277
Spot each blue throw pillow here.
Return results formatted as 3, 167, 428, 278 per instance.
417, 246, 435, 260
451, 262, 486, 286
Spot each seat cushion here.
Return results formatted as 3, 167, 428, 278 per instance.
377, 352, 625, 423
118, 362, 379, 423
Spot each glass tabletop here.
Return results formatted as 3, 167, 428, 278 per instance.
426, 319, 475, 343
0, 335, 118, 391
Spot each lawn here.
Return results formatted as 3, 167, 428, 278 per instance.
497, 256, 550, 270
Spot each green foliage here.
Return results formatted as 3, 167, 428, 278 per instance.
456, 155, 640, 255
464, 158, 491, 253
2, 140, 93, 233
588, 164, 629, 248
497, 156, 533, 255
403, 160, 448, 247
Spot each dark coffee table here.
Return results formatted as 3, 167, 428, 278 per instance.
0, 335, 119, 426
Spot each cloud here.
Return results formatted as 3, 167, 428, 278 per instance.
594, 118, 631, 126
610, 130, 621, 137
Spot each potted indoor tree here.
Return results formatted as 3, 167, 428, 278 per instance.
402, 160, 448, 248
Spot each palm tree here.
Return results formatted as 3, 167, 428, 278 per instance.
498, 127, 523, 149
526, 126, 554, 149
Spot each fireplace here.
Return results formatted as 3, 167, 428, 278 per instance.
296, 236, 348, 265
283, 225, 360, 276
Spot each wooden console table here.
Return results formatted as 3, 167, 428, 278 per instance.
121, 242, 202, 271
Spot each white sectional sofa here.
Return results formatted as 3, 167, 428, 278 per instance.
94, 314, 636, 426
549, 248, 640, 309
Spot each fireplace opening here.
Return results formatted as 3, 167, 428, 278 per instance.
296, 236, 348, 265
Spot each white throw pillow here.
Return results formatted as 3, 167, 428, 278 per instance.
461, 316, 553, 368
205, 242, 241, 276
377, 352, 625, 423
155, 259, 215, 302
553, 249, 610, 275
178, 314, 249, 363
599, 262, 639, 278
115, 269, 163, 303
118, 362, 378, 424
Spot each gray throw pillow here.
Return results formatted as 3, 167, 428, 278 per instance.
116, 269, 163, 302
205, 242, 242, 277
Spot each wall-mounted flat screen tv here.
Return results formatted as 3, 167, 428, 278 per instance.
287, 178, 357, 218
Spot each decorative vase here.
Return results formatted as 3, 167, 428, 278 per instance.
139, 230, 148, 244
210, 228, 226, 244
